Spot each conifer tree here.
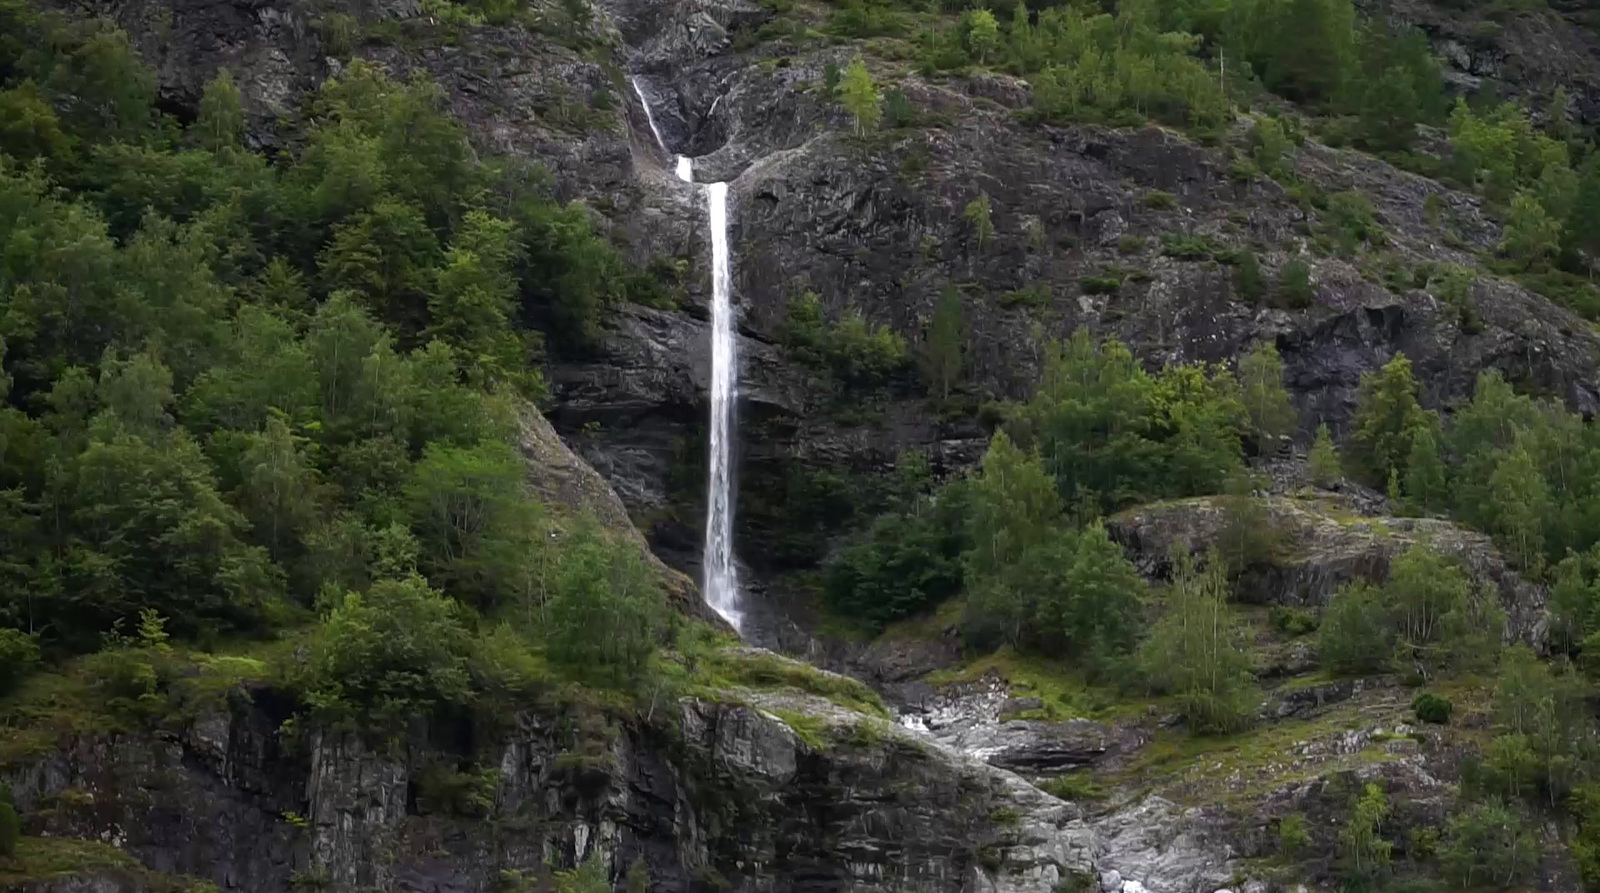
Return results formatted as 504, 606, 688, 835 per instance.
1309, 423, 1342, 487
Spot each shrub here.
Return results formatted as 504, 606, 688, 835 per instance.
415, 762, 500, 817
1080, 275, 1122, 295
1117, 235, 1148, 254
1160, 232, 1219, 260
1279, 812, 1311, 855
1413, 692, 1453, 724
1236, 250, 1265, 302
1277, 258, 1314, 307
1270, 606, 1318, 636
1143, 190, 1178, 210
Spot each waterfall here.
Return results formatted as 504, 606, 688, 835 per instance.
630, 78, 671, 161
702, 180, 742, 633
630, 77, 743, 633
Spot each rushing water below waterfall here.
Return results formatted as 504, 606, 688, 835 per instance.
630, 78, 743, 632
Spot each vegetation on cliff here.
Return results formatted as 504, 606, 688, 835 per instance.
0, 0, 694, 750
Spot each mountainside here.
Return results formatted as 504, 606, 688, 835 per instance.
7, 0, 1600, 889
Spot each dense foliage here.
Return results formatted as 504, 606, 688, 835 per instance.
0, 1, 671, 721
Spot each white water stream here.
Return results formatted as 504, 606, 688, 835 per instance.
630, 77, 743, 632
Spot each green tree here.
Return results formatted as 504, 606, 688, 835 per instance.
195, 69, 245, 152
965, 193, 994, 247
0, 81, 72, 163
1564, 156, 1600, 279
922, 288, 965, 401
238, 412, 323, 560
1402, 424, 1447, 514
963, 432, 1061, 646
1492, 645, 1593, 803
1349, 353, 1433, 485
404, 439, 547, 614
1237, 340, 1296, 448
1137, 550, 1255, 734
1340, 783, 1392, 882
1319, 581, 1391, 675
1029, 521, 1145, 667
1277, 258, 1313, 307
66, 428, 283, 647
1236, 250, 1266, 302
1439, 801, 1537, 889
839, 56, 881, 134
1502, 189, 1562, 270
1488, 444, 1552, 573
1309, 423, 1342, 486
825, 484, 965, 628
1252, 116, 1289, 178
1388, 544, 1469, 666
965, 9, 1001, 63
306, 575, 473, 727
544, 524, 665, 688
1218, 468, 1285, 573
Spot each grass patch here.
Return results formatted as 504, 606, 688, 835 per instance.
1110, 697, 1411, 807
1038, 770, 1108, 802
0, 836, 216, 891
703, 649, 888, 717
922, 647, 1140, 721
771, 709, 830, 750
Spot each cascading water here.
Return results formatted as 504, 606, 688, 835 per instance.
701, 180, 742, 632
630, 77, 743, 632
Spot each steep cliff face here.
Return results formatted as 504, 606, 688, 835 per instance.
5, 675, 1113, 893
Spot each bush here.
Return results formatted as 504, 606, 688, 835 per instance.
1143, 190, 1178, 210
415, 762, 499, 817
1270, 606, 1318, 636
1412, 692, 1453, 724
1277, 259, 1314, 307
1279, 812, 1311, 855
1236, 250, 1265, 302
1160, 232, 1220, 260
1080, 275, 1122, 295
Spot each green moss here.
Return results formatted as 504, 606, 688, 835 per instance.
0, 837, 217, 891
702, 649, 888, 717
772, 709, 830, 750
